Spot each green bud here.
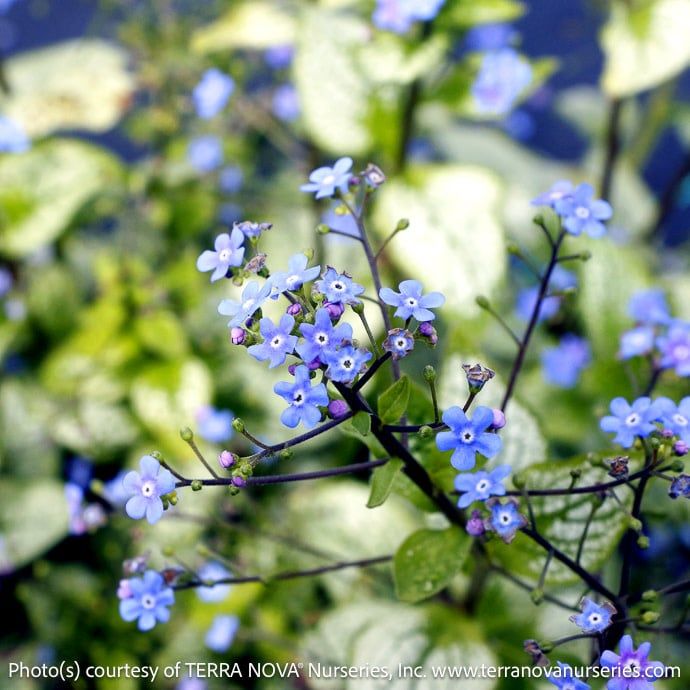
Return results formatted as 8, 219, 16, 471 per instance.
191, 480, 203, 492
641, 590, 658, 602
312, 291, 324, 304
538, 641, 554, 654
231, 275, 244, 287
162, 546, 175, 557
232, 418, 245, 434
641, 611, 660, 625
569, 469, 582, 480
334, 204, 348, 216
180, 427, 194, 442
506, 242, 521, 255
637, 535, 650, 549
238, 461, 253, 478
395, 218, 410, 231
228, 485, 240, 496
168, 492, 178, 506
649, 436, 661, 449
627, 517, 643, 533
280, 448, 294, 461
418, 425, 433, 439
316, 224, 330, 234
303, 248, 315, 261
351, 301, 365, 315
161, 495, 169, 509
512, 472, 526, 490
533, 214, 545, 227
475, 295, 490, 310
671, 460, 685, 472
423, 365, 436, 383
579, 250, 592, 261
530, 588, 544, 605
150, 450, 163, 460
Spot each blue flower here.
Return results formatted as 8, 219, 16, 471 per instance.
315, 267, 365, 305
619, 326, 655, 360
297, 308, 353, 364
0, 0, 19, 14
600, 635, 664, 690
205, 614, 239, 653
270, 253, 321, 297
657, 321, 690, 376
219, 166, 244, 194
119, 570, 175, 631
600, 397, 664, 448
274, 365, 329, 428
455, 465, 511, 508
547, 662, 591, 690
436, 406, 502, 471
0, 116, 30, 153
272, 84, 300, 122
554, 183, 612, 237
515, 266, 576, 322
471, 49, 532, 116
669, 474, 690, 499
379, 280, 445, 321
196, 228, 245, 282
628, 289, 671, 325
300, 157, 353, 199
196, 406, 234, 443
0, 267, 12, 297
264, 45, 294, 70
569, 597, 616, 633
192, 68, 235, 119
247, 314, 298, 368
187, 135, 223, 173
531, 180, 575, 209
464, 23, 516, 52
324, 345, 372, 384
484, 498, 527, 543
656, 397, 690, 444
233, 220, 272, 239
122, 455, 176, 524
383, 328, 415, 360
218, 280, 273, 328
197, 561, 232, 602
541, 335, 591, 388
373, 0, 446, 34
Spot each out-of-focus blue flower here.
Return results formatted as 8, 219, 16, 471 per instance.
0, 0, 20, 13
600, 635, 664, 690
619, 326, 655, 360
0, 267, 12, 297
103, 470, 130, 507
66, 456, 93, 489
541, 334, 590, 388
628, 289, 671, 325
205, 615, 239, 653
657, 321, 690, 376
547, 662, 590, 690
464, 23, 516, 51
484, 498, 527, 543
218, 280, 273, 328
373, 0, 446, 34
219, 166, 244, 194
196, 228, 245, 282
472, 49, 532, 116
219, 203, 243, 226
188, 135, 223, 173
569, 597, 615, 633
122, 455, 176, 524
322, 205, 360, 238
65, 483, 106, 535
195, 406, 234, 443
436, 406, 502, 471
196, 561, 232, 603
300, 157, 352, 199
234, 220, 272, 239
515, 266, 576, 322
176, 677, 207, 690
119, 570, 175, 631
600, 397, 664, 448
192, 68, 234, 119
315, 267, 364, 305
0, 116, 30, 153
323, 346, 372, 384
669, 474, 690, 499
247, 314, 298, 368
379, 280, 445, 321
531, 180, 575, 208
656, 397, 690, 443
297, 308, 353, 364
274, 365, 328, 428
264, 44, 294, 69
455, 465, 511, 508
555, 183, 612, 237
270, 253, 321, 298
383, 328, 415, 360
272, 84, 300, 122
501, 109, 535, 141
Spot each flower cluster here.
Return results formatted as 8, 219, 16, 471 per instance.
471, 48, 532, 116
372, 0, 446, 34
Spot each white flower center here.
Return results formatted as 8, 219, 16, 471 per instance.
331, 281, 345, 293
322, 174, 335, 186
242, 298, 256, 312
285, 274, 301, 289
673, 413, 688, 427
406, 297, 418, 307
588, 613, 602, 624
315, 332, 329, 345
461, 430, 475, 444
625, 412, 640, 427
673, 344, 690, 361
341, 357, 353, 370
499, 512, 511, 525
396, 338, 407, 348
218, 249, 231, 263
575, 206, 590, 219
476, 479, 490, 493
292, 390, 306, 406
141, 480, 156, 498
270, 335, 284, 349
141, 594, 156, 610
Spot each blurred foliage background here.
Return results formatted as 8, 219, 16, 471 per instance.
2, 0, 690, 688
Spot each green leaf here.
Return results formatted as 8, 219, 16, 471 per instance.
367, 459, 403, 508
0, 39, 135, 137
294, 7, 371, 155
489, 454, 639, 585
191, 1, 296, 53
0, 139, 123, 258
601, 0, 690, 97
351, 410, 371, 437
375, 165, 505, 316
0, 480, 69, 571
378, 375, 410, 425
441, 0, 524, 26
394, 528, 471, 603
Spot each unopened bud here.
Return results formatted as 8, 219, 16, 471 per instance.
191, 480, 203, 492
232, 418, 245, 433
180, 427, 194, 442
